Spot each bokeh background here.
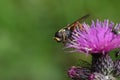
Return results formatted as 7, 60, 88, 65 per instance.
0, 0, 120, 80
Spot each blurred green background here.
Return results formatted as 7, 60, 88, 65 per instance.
0, 0, 120, 80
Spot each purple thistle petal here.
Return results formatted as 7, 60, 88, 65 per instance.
66, 20, 120, 54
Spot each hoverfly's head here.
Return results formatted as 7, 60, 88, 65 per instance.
54, 29, 65, 42
54, 28, 71, 43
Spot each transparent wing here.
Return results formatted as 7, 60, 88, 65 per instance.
68, 14, 90, 27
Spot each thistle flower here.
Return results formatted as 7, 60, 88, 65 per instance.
68, 66, 91, 80
66, 20, 120, 54
65, 20, 120, 79
67, 66, 116, 80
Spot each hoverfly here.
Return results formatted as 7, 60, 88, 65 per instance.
111, 25, 120, 58
111, 24, 120, 35
112, 29, 120, 35
54, 14, 90, 44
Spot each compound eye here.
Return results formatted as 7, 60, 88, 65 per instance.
55, 31, 61, 37
112, 29, 118, 34
54, 31, 63, 42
